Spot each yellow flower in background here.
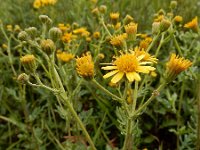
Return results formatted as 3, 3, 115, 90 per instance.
173, 16, 183, 23
33, 0, 57, 9
62, 32, 73, 43
184, 16, 198, 32
110, 12, 120, 20
133, 47, 158, 63
102, 52, 156, 83
58, 23, 70, 32
110, 33, 127, 47
139, 37, 152, 50
93, 31, 100, 39
6, 25, 13, 32
165, 53, 192, 81
20, 54, 37, 72
114, 22, 121, 30
76, 53, 94, 79
56, 51, 74, 63
73, 27, 90, 37
154, 15, 164, 22
124, 22, 138, 35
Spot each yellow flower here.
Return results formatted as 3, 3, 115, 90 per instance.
114, 22, 121, 30
56, 51, 74, 63
62, 32, 73, 43
173, 16, 183, 23
73, 27, 90, 37
154, 15, 164, 22
139, 37, 152, 50
110, 33, 127, 47
102, 52, 156, 83
6, 25, 13, 32
124, 22, 138, 35
33, 0, 41, 9
93, 31, 100, 39
58, 23, 70, 32
133, 47, 158, 63
184, 16, 198, 32
76, 53, 94, 79
20, 55, 37, 72
110, 12, 120, 20
165, 53, 192, 81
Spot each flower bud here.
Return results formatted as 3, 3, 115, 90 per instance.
14, 25, 21, 33
18, 31, 29, 41
49, 27, 62, 42
39, 15, 52, 25
160, 19, 171, 32
91, 7, 99, 16
40, 39, 56, 55
123, 15, 134, 25
152, 22, 160, 34
99, 5, 107, 14
17, 73, 29, 84
20, 55, 37, 73
170, 1, 177, 9
25, 27, 37, 39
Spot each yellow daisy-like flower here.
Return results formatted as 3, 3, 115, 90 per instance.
20, 54, 37, 72
173, 16, 183, 23
93, 31, 100, 39
166, 53, 192, 81
124, 22, 138, 35
110, 12, 120, 20
58, 23, 70, 32
184, 16, 198, 32
102, 52, 156, 83
154, 15, 164, 22
139, 37, 153, 50
62, 32, 73, 43
133, 47, 158, 63
110, 33, 127, 47
33, 0, 42, 9
76, 53, 94, 79
57, 51, 74, 63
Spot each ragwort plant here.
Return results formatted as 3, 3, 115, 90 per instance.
0, 0, 199, 149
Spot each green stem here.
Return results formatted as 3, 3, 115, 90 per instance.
132, 82, 166, 118
146, 33, 160, 52
122, 119, 133, 150
176, 81, 185, 150
132, 81, 138, 112
196, 77, 200, 150
100, 17, 112, 37
173, 35, 183, 56
91, 79, 123, 103
155, 32, 165, 57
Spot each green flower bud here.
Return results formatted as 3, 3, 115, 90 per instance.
39, 15, 52, 25
152, 22, 160, 34
17, 73, 29, 84
49, 27, 62, 42
123, 15, 134, 25
99, 5, 107, 14
18, 31, 29, 41
20, 55, 37, 73
25, 27, 37, 39
40, 39, 56, 55
170, 1, 177, 9
160, 19, 171, 32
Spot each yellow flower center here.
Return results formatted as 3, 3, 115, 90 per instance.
114, 54, 139, 73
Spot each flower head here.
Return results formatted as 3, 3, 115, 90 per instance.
173, 16, 183, 23
102, 52, 156, 83
20, 55, 37, 73
139, 37, 152, 50
184, 16, 198, 32
76, 53, 94, 79
165, 53, 192, 82
124, 22, 138, 34
57, 51, 74, 63
110, 33, 127, 47
110, 12, 120, 20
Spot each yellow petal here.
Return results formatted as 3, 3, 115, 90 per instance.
101, 66, 118, 70
111, 72, 124, 83
140, 62, 153, 65
103, 70, 119, 79
126, 72, 141, 82
137, 66, 155, 73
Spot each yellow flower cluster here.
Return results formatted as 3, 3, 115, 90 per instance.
33, 0, 57, 9
139, 37, 152, 50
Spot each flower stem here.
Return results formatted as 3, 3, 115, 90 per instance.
91, 79, 123, 103
132, 82, 166, 118
122, 118, 133, 150
146, 33, 160, 53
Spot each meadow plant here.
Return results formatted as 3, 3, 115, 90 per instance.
0, 0, 199, 150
